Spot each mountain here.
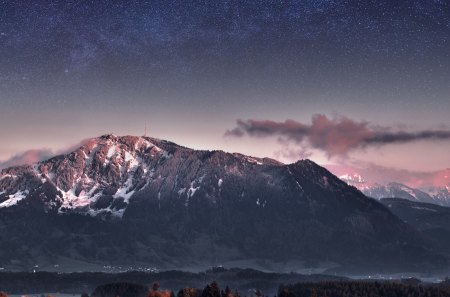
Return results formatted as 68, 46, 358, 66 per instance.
0, 135, 446, 274
422, 185, 450, 206
340, 174, 450, 206
380, 198, 450, 255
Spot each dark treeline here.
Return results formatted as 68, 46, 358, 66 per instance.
0, 269, 345, 294
279, 281, 450, 297
89, 280, 450, 297
91, 281, 248, 297
2, 273, 450, 297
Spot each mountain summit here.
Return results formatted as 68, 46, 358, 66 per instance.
0, 134, 281, 217
0, 135, 446, 273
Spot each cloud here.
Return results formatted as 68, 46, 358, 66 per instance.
0, 149, 54, 170
57, 137, 93, 155
0, 138, 92, 170
274, 145, 312, 161
225, 114, 450, 157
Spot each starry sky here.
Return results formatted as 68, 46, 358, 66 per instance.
1, 1, 450, 187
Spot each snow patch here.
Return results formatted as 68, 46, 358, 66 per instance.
59, 187, 93, 210
185, 181, 200, 207
81, 150, 88, 159
135, 137, 157, 151
187, 181, 200, 198
0, 174, 17, 180
0, 190, 29, 208
114, 180, 135, 203
124, 151, 134, 162
340, 174, 365, 184
107, 145, 117, 158
246, 157, 263, 165
124, 152, 139, 170
397, 185, 418, 199
47, 172, 56, 182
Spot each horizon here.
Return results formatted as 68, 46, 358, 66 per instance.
0, 132, 448, 190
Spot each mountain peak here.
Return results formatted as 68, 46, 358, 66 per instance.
0, 134, 446, 273
0, 134, 289, 216
0, 134, 174, 216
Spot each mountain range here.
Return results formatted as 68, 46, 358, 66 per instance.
0, 134, 447, 274
340, 174, 450, 206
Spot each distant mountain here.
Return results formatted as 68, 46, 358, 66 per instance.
0, 135, 446, 274
423, 185, 450, 206
340, 174, 450, 206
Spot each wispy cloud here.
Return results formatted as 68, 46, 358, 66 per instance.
0, 149, 54, 169
225, 114, 450, 157
0, 138, 92, 170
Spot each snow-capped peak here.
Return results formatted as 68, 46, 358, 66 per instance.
339, 173, 450, 207
0, 135, 171, 217
339, 173, 366, 184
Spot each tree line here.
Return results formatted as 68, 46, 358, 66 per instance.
279, 280, 450, 297
2, 279, 450, 297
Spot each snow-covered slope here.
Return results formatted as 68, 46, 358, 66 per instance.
422, 185, 450, 206
0, 134, 282, 218
1, 135, 158, 217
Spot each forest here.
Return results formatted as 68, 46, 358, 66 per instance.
90, 280, 450, 297
279, 280, 450, 297
3, 279, 450, 297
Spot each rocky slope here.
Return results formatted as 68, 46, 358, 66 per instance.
0, 135, 446, 274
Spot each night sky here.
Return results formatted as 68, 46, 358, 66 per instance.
1, 1, 450, 187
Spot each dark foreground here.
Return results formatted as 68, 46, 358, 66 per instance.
89, 280, 450, 297
0, 269, 345, 294
1, 269, 450, 297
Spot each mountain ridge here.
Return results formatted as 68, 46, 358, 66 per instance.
0, 134, 285, 217
340, 174, 450, 206
0, 134, 446, 274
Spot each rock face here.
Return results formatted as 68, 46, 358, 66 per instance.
0, 135, 446, 273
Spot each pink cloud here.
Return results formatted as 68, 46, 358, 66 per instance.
0, 149, 53, 170
0, 138, 93, 170
225, 114, 450, 157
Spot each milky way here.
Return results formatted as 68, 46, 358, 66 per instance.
1, 1, 450, 176
2, 1, 450, 108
